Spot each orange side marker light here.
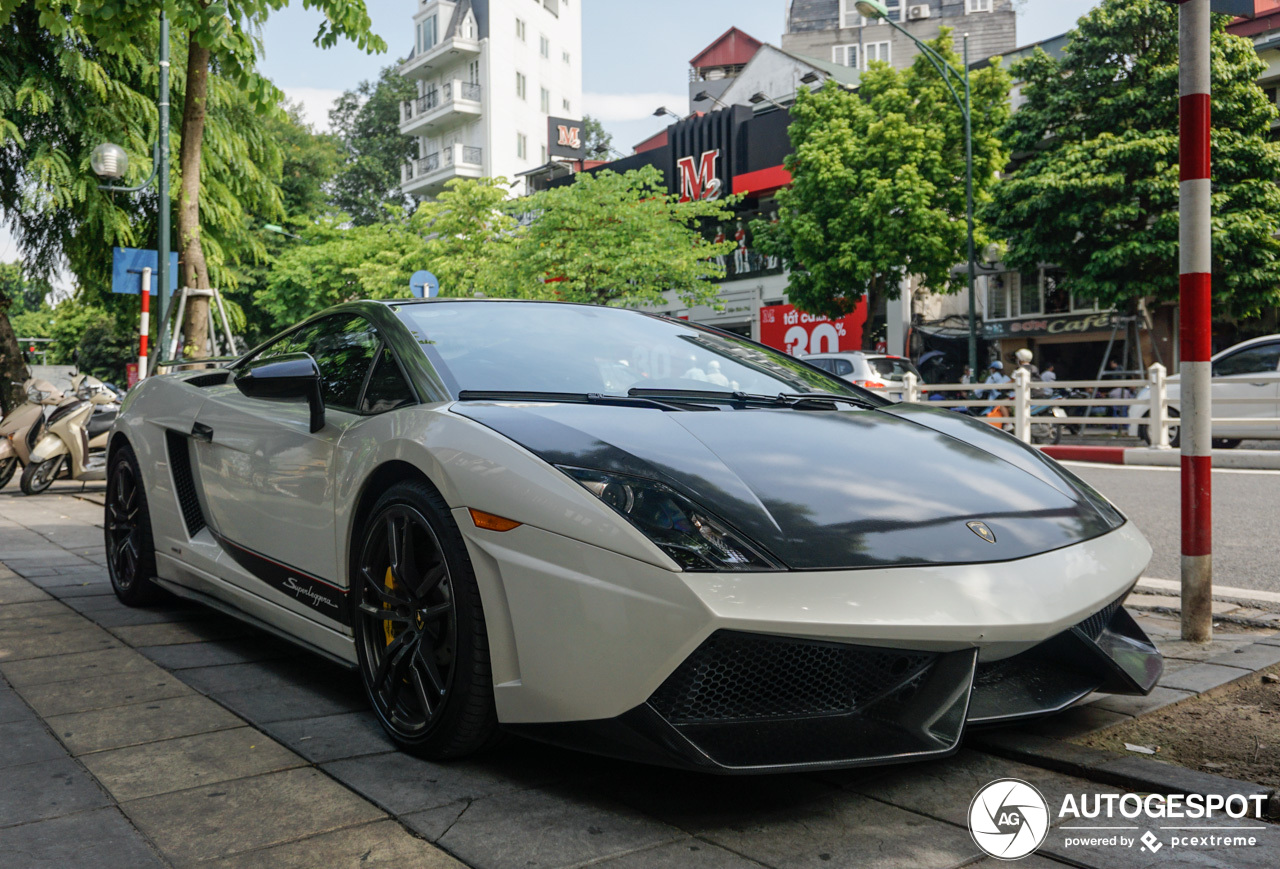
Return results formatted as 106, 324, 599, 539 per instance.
469, 509, 522, 532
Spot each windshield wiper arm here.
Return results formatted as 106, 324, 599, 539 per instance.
629, 388, 877, 410
455, 390, 715, 412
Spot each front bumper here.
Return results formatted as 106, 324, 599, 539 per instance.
459, 516, 1159, 773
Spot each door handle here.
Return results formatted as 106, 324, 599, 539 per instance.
191, 422, 214, 443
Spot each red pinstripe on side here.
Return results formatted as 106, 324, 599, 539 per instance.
1179, 94, 1211, 181
1181, 455, 1212, 556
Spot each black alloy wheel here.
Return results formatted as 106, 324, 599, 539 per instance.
0, 457, 17, 490
105, 446, 161, 606
353, 480, 500, 759
19, 455, 65, 495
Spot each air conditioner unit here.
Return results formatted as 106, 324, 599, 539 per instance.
908, 4, 931, 20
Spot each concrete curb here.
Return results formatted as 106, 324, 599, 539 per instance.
1040, 444, 1280, 470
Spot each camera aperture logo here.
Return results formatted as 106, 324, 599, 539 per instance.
968, 779, 1051, 860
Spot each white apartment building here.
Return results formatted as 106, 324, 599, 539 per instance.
398, 0, 582, 198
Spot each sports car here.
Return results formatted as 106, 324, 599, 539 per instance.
106, 299, 1163, 773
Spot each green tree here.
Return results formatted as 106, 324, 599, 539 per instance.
329, 64, 416, 225
754, 30, 1011, 345
0, 261, 50, 410
582, 114, 613, 159
510, 166, 737, 308
983, 0, 1280, 317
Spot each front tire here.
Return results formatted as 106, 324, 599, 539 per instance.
0, 457, 17, 490
20, 455, 64, 495
105, 445, 162, 606
351, 480, 499, 760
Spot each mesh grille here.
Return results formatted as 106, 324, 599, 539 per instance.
648, 631, 936, 724
1075, 594, 1126, 641
165, 430, 206, 536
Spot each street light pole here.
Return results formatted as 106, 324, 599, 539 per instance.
855, 2, 979, 374
157, 10, 171, 373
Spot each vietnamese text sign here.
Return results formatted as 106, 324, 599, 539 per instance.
759, 301, 868, 356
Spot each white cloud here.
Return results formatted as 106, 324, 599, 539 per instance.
584, 91, 690, 123
280, 86, 345, 132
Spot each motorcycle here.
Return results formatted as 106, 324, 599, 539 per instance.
0, 377, 69, 489
1029, 404, 1067, 445
19, 373, 119, 495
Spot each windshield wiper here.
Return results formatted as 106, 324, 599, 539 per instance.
455, 390, 717, 412
628, 388, 877, 410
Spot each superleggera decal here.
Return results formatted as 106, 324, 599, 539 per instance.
211, 531, 350, 626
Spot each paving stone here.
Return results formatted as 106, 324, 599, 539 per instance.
1157, 662, 1252, 694
80, 726, 305, 802
108, 618, 251, 647
589, 839, 767, 869
81, 605, 212, 628
24, 572, 110, 591
137, 637, 293, 670
46, 583, 116, 599
17, 667, 192, 717
0, 717, 67, 769
1022, 704, 1134, 740
61, 594, 135, 615
260, 711, 395, 763
198, 819, 465, 869
1206, 642, 1280, 671
122, 766, 386, 865
426, 786, 685, 869
323, 749, 552, 815
0, 625, 121, 661
0, 806, 166, 868
1157, 635, 1262, 662
48, 693, 243, 755
1092, 756, 1272, 802
0, 755, 112, 826
0, 612, 97, 637
1086, 686, 1194, 718
178, 658, 345, 696
967, 731, 1114, 778
0, 683, 37, 723
0, 646, 162, 687
0, 600, 69, 621
0, 579, 50, 605
212, 681, 367, 724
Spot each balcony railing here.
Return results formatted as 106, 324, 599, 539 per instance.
401, 82, 483, 124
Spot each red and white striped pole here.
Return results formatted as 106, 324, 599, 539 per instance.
139, 267, 151, 381
1179, 0, 1213, 643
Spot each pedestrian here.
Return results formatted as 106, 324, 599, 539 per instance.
979, 360, 1011, 424
1041, 362, 1057, 385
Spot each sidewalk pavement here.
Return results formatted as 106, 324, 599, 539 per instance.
1, 482, 1278, 868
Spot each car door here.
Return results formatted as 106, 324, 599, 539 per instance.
193, 314, 380, 605
1211, 341, 1280, 438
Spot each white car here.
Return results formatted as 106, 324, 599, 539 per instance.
106, 300, 1160, 773
1128, 334, 1280, 447
802, 351, 924, 391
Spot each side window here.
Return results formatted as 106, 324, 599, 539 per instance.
1214, 343, 1280, 377
252, 323, 321, 362
808, 358, 835, 373
305, 316, 379, 410
834, 359, 854, 376
361, 346, 417, 414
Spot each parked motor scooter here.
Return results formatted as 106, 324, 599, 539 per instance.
0, 376, 69, 489
20, 374, 119, 495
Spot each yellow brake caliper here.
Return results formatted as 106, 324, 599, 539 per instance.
383, 566, 398, 646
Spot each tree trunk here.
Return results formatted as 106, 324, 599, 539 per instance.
178, 38, 212, 359
0, 309, 28, 413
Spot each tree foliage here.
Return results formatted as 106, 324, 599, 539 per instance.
329, 64, 416, 225
982, 0, 1280, 317
753, 30, 1010, 339
582, 114, 613, 159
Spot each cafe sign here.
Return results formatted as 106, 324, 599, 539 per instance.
984, 312, 1114, 339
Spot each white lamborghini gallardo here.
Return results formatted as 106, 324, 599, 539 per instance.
106, 300, 1162, 773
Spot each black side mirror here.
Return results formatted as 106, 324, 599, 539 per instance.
233, 352, 325, 432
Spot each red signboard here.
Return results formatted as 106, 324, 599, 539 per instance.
126, 363, 140, 389
759, 301, 868, 356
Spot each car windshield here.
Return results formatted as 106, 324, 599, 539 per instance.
395, 301, 859, 397
868, 356, 922, 382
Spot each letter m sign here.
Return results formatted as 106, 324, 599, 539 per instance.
677, 149, 722, 202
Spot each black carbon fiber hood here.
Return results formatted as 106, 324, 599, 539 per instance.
451, 401, 1124, 570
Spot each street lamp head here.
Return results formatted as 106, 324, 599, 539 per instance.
693, 91, 711, 103
982, 242, 1002, 264
91, 142, 129, 180
653, 106, 679, 118
800, 71, 822, 85
854, 1, 889, 19
748, 92, 767, 104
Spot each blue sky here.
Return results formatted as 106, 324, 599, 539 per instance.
258, 0, 1100, 150
1, 1, 1100, 268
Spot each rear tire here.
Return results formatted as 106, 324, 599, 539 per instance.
20, 455, 64, 495
105, 445, 162, 606
0, 457, 17, 490
1140, 408, 1181, 449
1213, 438, 1242, 450
351, 479, 500, 760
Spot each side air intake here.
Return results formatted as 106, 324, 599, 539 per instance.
165, 429, 207, 536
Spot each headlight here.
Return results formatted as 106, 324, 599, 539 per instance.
561, 466, 781, 572
26, 387, 50, 403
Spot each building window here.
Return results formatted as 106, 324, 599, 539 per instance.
540, 35, 550, 58
541, 145, 548, 163
516, 18, 526, 41
544, 0, 560, 17
468, 60, 480, 85
967, 0, 994, 12
517, 133, 528, 160
562, 97, 571, 111
563, 49, 571, 64
417, 14, 438, 53
865, 41, 891, 66
540, 87, 550, 113
838, 0, 866, 28
516, 71, 527, 100
832, 44, 858, 69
